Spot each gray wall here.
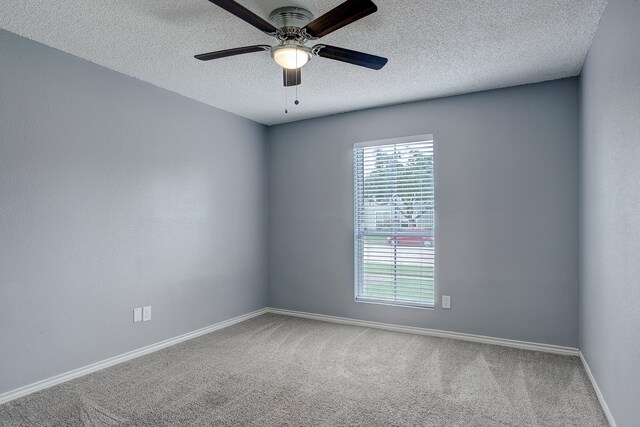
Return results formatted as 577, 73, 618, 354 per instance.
268, 78, 580, 347
0, 30, 268, 395
579, 0, 640, 425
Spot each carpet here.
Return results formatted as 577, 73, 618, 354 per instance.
0, 313, 608, 426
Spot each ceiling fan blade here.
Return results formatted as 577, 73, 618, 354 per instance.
314, 45, 387, 70
207, 0, 278, 34
303, 0, 377, 38
195, 45, 271, 61
283, 68, 301, 87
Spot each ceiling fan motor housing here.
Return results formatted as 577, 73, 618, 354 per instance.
269, 7, 314, 69
269, 7, 314, 33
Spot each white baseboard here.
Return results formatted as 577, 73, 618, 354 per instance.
580, 352, 616, 427
0, 308, 268, 406
267, 308, 580, 356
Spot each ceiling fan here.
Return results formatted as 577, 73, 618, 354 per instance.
195, 0, 388, 87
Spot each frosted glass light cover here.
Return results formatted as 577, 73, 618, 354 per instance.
272, 47, 310, 69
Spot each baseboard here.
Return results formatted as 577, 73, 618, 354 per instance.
0, 308, 268, 405
267, 308, 580, 356
580, 352, 616, 427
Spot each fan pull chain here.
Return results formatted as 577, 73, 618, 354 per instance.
294, 48, 300, 106
284, 85, 288, 114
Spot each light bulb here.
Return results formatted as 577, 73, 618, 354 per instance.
272, 46, 311, 69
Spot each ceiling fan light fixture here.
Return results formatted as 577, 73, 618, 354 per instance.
272, 45, 311, 70
195, 0, 388, 89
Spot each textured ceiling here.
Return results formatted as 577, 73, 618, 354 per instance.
1, 0, 606, 125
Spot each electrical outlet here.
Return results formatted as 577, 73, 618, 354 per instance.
133, 308, 142, 323
442, 295, 451, 309
142, 306, 152, 322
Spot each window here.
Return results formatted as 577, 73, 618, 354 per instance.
354, 135, 435, 308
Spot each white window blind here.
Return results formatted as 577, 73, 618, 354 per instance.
354, 136, 435, 308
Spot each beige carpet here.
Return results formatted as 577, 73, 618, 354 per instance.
0, 313, 607, 426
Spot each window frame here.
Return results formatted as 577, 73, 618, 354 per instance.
353, 134, 436, 310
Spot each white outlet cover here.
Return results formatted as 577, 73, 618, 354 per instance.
133, 308, 142, 323
142, 306, 151, 322
442, 295, 451, 309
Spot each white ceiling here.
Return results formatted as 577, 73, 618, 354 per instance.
1, 0, 606, 125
